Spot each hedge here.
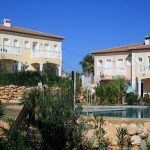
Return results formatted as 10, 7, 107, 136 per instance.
0, 71, 61, 87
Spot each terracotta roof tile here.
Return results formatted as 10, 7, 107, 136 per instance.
91, 44, 150, 54
0, 25, 64, 40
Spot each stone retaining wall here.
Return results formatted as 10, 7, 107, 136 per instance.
0, 85, 30, 103
82, 116, 150, 150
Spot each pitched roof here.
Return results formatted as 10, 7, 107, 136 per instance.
0, 25, 64, 40
91, 44, 150, 54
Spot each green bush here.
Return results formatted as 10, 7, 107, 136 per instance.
0, 71, 61, 86
95, 83, 117, 104
95, 76, 127, 105
143, 93, 150, 105
125, 92, 138, 105
23, 82, 84, 150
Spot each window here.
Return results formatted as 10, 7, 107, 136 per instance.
54, 44, 58, 51
137, 57, 143, 64
105, 59, 112, 68
44, 43, 50, 50
117, 59, 124, 68
98, 60, 103, 67
32, 42, 38, 50
24, 41, 30, 48
14, 39, 19, 47
3, 38, 9, 45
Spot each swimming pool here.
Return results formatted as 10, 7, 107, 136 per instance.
82, 105, 150, 118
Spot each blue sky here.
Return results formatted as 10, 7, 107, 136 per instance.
0, 0, 150, 72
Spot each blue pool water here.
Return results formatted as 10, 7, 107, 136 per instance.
82, 106, 150, 118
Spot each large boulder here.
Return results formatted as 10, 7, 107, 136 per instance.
144, 122, 150, 129
131, 135, 142, 145
0, 121, 9, 129
84, 129, 95, 139
104, 125, 117, 145
131, 145, 141, 150
120, 123, 128, 128
127, 123, 138, 135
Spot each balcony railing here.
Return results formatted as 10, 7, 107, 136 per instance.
32, 50, 61, 59
0, 45, 21, 55
139, 65, 150, 73
98, 67, 112, 75
98, 67, 125, 76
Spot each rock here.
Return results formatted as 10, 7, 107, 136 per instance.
0, 87, 5, 90
120, 123, 128, 128
1, 95, 11, 100
131, 135, 142, 145
108, 146, 119, 150
144, 122, 150, 129
9, 85, 16, 88
114, 124, 120, 128
104, 125, 117, 145
9, 100, 21, 104
0, 121, 9, 129
140, 140, 147, 150
88, 116, 96, 123
131, 145, 141, 150
137, 124, 144, 134
88, 120, 95, 128
127, 123, 138, 135
139, 129, 148, 139
84, 129, 95, 139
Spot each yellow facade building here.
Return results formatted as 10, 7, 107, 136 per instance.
91, 36, 150, 97
0, 19, 64, 76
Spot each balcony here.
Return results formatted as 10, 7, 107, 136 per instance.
139, 65, 150, 73
32, 50, 61, 59
98, 67, 125, 76
98, 67, 112, 75
0, 45, 21, 55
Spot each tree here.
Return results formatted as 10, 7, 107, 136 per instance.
95, 76, 128, 105
80, 54, 94, 75
111, 76, 128, 104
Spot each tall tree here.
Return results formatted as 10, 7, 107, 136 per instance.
80, 54, 94, 75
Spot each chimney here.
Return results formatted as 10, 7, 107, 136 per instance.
3, 19, 12, 27
145, 36, 150, 45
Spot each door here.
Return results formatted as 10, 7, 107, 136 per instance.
141, 82, 143, 98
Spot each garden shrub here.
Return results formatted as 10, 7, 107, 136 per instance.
0, 71, 61, 86
125, 92, 138, 105
95, 76, 127, 105
143, 93, 150, 105
116, 128, 132, 150
23, 81, 84, 150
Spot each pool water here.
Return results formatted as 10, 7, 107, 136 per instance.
82, 106, 150, 118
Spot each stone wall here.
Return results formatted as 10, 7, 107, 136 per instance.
0, 85, 30, 103
81, 116, 150, 150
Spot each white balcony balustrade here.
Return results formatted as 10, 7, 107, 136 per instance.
139, 65, 150, 73
0, 45, 21, 55
97, 67, 112, 75
32, 50, 61, 59
97, 67, 125, 76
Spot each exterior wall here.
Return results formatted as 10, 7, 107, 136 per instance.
133, 50, 150, 80
0, 31, 62, 72
94, 52, 131, 83
143, 79, 150, 95
132, 50, 150, 96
